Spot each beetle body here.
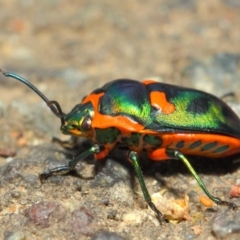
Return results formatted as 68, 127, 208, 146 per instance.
62, 79, 240, 160
2, 71, 239, 222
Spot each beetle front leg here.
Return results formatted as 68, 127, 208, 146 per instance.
40, 144, 100, 181
128, 150, 166, 223
52, 136, 79, 149
166, 149, 238, 210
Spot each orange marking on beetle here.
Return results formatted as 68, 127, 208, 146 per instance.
81, 92, 105, 105
142, 79, 157, 85
148, 148, 169, 161
67, 129, 82, 136
148, 133, 240, 161
149, 91, 175, 114
94, 147, 109, 159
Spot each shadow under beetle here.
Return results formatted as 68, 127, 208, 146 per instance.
1, 69, 240, 223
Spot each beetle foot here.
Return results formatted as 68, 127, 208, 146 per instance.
211, 196, 238, 210
52, 136, 78, 149
39, 166, 71, 182
218, 200, 238, 210
148, 201, 167, 224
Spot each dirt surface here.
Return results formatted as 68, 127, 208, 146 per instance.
1, 1, 240, 239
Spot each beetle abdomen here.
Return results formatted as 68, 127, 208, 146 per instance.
93, 79, 240, 139
144, 81, 240, 138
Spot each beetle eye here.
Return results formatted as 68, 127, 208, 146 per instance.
81, 117, 92, 131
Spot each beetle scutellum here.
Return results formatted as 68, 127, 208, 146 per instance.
1, 70, 239, 222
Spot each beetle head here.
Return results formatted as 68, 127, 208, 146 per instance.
61, 102, 94, 138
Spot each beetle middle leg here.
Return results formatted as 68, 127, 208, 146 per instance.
127, 150, 166, 223
39, 144, 100, 181
166, 149, 238, 210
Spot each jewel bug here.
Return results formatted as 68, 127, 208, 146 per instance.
1, 70, 240, 223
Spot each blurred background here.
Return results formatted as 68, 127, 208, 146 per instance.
0, 1, 240, 239
1, 0, 240, 136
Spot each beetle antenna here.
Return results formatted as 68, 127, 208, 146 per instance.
0, 69, 65, 124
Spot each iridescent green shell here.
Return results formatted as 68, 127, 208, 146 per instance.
93, 79, 240, 138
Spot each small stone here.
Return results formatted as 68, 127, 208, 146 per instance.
3, 231, 25, 240
107, 209, 117, 220
69, 207, 95, 235
122, 211, 143, 224
11, 191, 21, 199
91, 231, 125, 240
24, 201, 64, 228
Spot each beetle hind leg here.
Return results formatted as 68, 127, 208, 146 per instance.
127, 151, 166, 223
166, 149, 238, 210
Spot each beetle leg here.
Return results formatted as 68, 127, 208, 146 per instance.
128, 150, 166, 223
166, 149, 238, 210
94, 146, 109, 160
52, 136, 79, 149
39, 144, 100, 181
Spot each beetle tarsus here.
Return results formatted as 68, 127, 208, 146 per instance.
39, 166, 71, 182
40, 144, 100, 182
52, 136, 79, 149
216, 200, 238, 210
148, 201, 167, 224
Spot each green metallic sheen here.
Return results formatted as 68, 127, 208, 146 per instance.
189, 140, 202, 149
146, 82, 240, 138
201, 142, 218, 151
143, 135, 162, 148
98, 80, 152, 125
61, 102, 94, 134
95, 127, 120, 145
122, 133, 140, 147
96, 80, 240, 138
153, 91, 227, 131
213, 145, 229, 153
176, 140, 185, 149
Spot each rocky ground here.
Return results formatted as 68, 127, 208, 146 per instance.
1, 1, 240, 239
